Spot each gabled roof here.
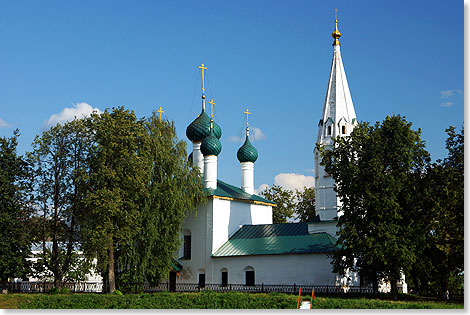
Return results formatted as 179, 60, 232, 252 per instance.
204, 179, 276, 206
212, 222, 340, 257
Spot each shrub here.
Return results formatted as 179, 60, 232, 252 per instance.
113, 290, 123, 295
48, 288, 59, 295
60, 288, 71, 294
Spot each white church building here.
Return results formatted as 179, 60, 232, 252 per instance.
173, 18, 363, 289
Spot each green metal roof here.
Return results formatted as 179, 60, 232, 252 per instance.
204, 180, 276, 205
212, 223, 340, 257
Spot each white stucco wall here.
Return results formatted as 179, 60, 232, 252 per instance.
208, 253, 336, 285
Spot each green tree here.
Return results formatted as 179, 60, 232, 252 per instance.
294, 186, 316, 222
259, 185, 316, 223
260, 185, 295, 223
28, 120, 91, 287
80, 107, 204, 293
117, 111, 205, 291
320, 115, 430, 299
80, 107, 150, 293
0, 130, 32, 293
409, 126, 464, 294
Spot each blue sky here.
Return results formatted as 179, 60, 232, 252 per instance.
0, 0, 463, 192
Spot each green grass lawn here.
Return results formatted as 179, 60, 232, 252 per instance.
0, 291, 463, 309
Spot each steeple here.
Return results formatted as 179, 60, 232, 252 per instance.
314, 11, 358, 221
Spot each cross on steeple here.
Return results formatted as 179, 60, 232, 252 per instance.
198, 63, 207, 110
335, 8, 338, 21
208, 99, 216, 120
244, 108, 251, 136
157, 106, 164, 121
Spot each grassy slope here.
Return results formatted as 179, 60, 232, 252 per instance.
0, 292, 463, 309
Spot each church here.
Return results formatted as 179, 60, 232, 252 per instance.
173, 17, 365, 289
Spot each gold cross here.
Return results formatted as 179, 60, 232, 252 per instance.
208, 99, 216, 119
198, 63, 207, 109
335, 8, 338, 21
157, 106, 164, 121
244, 108, 251, 135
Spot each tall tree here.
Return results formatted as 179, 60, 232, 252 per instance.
0, 130, 32, 293
28, 119, 91, 287
80, 107, 150, 293
117, 112, 205, 291
409, 126, 464, 294
321, 115, 430, 298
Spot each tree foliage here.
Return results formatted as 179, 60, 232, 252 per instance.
259, 185, 316, 223
28, 120, 92, 287
0, 130, 32, 291
320, 115, 430, 297
79, 107, 205, 293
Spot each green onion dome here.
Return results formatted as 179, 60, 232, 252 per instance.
186, 109, 211, 142
237, 135, 258, 163
213, 121, 222, 139
201, 127, 222, 156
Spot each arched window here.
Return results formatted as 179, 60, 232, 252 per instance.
183, 229, 191, 259
221, 268, 228, 287
244, 266, 255, 286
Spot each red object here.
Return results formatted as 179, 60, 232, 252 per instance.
310, 288, 315, 309
296, 288, 302, 309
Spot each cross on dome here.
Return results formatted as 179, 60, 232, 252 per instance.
198, 63, 207, 109
244, 108, 251, 136
157, 106, 164, 121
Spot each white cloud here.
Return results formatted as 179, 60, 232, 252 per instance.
255, 183, 270, 195
440, 101, 454, 107
274, 173, 315, 192
0, 117, 10, 128
228, 127, 266, 142
46, 102, 102, 127
440, 89, 462, 99
255, 173, 315, 195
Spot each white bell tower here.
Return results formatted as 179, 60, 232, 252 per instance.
314, 13, 357, 221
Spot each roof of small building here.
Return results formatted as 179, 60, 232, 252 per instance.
212, 222, 340, 257
204, 179, 276, 206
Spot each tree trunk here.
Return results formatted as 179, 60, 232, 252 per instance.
391, 279, 398, 300
1, 280, 8, 294
108, 236, 116, 293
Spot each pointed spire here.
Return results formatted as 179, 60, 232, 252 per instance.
332, 8, 342, 46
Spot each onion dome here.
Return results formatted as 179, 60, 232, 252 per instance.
188, 152, 193, 163
186, 109, 211, 142
237, 135, 258, 163
201, 127, 221, 156
213, 121, 222, 139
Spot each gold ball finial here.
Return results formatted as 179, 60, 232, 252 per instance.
332, 8, 341, 46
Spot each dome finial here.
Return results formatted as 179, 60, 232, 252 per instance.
332, 8, 341, 46
244, 108, 251, 136
198, 63, 207, 110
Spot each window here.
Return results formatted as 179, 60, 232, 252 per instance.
244, 266, 255, 286
342, 125, 346, 134
198, 273, 206, 288
183, 229, 191, 259
183, 235, 191, 259
327, 126, 332, 136
221, 270, 228, 287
